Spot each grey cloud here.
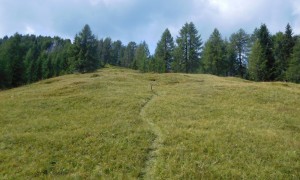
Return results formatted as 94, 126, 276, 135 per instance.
0, 0, 299, 53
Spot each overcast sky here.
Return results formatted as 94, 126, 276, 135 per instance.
0, 0, 299, 53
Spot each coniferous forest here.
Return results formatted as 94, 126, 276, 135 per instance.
0, 23, 299, 89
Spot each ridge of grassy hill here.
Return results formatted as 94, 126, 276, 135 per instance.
0, 67, 299, 179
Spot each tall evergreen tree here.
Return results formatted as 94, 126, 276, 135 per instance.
0, 47, 9, 88
2, 33, 25, 87
229, 29, 250, 77
255, 24, 275, 80
102, 37, 112, 65
248, 40, 267, 81
134, 41, 150, 72
58, 40, 72, 75
25, 40, 40, 83
0, 39, 7, 88
42, 55, 52, 79
286, 39, 300, 83
111, 40, 124, 66
70, 24, 99, 73
155, 28, 175, 72
174, 22, 202, 73
121, 42, 136, 68
273, 32, 286, 80
283, 24, 295, 60
224, 38, 238, 76
201, 28, 226, 75
174, 23, 188, 73
282, 23, 295, 80
97, 39, 104, 67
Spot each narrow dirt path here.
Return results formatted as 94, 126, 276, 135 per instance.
139, 91, 164, 179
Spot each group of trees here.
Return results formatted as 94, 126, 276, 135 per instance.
201, 28, 249, 77
140, 23, 299, 83
248, 24, 298, 82
0, 23, 299, 89
0, 34, 72, 88
201, 24, 300, 82
110, 22, 299, 83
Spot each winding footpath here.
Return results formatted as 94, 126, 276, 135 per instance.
139, 91, 164, 179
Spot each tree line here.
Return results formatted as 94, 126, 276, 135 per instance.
0, 23, 299, 89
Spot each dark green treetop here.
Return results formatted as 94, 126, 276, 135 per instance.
155, 28, 175, 72
71, 24, 99, 73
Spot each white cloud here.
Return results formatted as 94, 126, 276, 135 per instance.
25, 25, 35, 35
204, 0, 265, 24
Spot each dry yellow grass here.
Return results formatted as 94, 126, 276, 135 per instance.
0, 66, 299, 179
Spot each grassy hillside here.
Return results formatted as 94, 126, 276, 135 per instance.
0, 67, 299, 179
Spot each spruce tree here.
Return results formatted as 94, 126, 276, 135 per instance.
282, 23, 295, 80
248, 40, 267, 81
134, 41, 150, 72
273, 32, 286, 80
174, 22, 202, 73
25, 41, 40, 83
97, 39, 104, 67
42, 55, 52, 79
201, 28, 226, 75
102, 37, 112, 65
0, 51, 9, 88
283, 24, 295, 60
256, 24, 275, 80
3, 33, 25, 87
0, 40, 8, 87
111, 40, 124, 66
121, 42, 136, 68
286, 39, 300, 83
155, 29, 175, 72
224, 38, 238, 76
174, 23, 188, 72
70, 24, 99, 73
229, 29, 250, 77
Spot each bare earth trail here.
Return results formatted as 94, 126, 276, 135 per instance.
139, 90, 164, 179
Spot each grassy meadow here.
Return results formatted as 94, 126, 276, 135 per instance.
0, 67, 299, 179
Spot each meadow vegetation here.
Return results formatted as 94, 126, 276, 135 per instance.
0, 67, 299, 179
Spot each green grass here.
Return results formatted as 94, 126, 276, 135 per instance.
0, 67, 299, 179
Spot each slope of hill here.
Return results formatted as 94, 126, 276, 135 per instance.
0, 67, 299, 179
